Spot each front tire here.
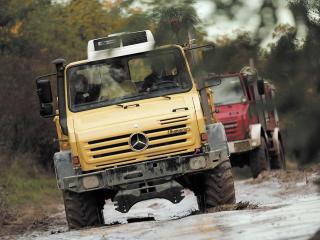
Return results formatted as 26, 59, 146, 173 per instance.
203, 161, 236, 210
63, 190, 105, 229
249, 137, 270, 178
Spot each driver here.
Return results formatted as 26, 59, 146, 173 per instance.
140, 62, 166, 92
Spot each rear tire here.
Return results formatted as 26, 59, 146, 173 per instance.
249, 137, 270, 178
63, 190, 105, 229
203, 161, 236, 210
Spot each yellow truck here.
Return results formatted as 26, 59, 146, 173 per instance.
35, 30, 235, 229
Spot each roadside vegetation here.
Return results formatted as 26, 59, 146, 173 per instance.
0, 0, 319, 234
0, 153, 60, 232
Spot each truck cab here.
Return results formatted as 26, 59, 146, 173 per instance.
35, 30, 235, 229
212, 68, 285, 177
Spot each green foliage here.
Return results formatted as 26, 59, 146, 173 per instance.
143, 0, 205, 45
206, 32, 260, 73
151, 4, 200, 44
0, 153, 60, 215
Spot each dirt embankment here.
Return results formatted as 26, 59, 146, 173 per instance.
0, 153, 63, 238
0, 200, 66, 238
250, 164, 320, 184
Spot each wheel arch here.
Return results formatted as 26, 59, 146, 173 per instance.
249, 124, 268, 148
272, 127, 285, 155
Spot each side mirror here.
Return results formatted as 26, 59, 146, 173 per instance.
40, 103, 54, 118
257, 78, 265, 95
36, 78, 54, 118
36, 79, 53, 103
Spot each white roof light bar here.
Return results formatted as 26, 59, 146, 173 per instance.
87, 30, 155, 61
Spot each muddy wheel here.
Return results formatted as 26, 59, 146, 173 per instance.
202, 161, 236, 209
271, 140, 286, 170
62, 190, 105, 229
249, 137, 270, 178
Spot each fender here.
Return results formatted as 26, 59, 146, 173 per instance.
249, 124, 268, 148
53, 151, 75, 189
272, 127, 280, 154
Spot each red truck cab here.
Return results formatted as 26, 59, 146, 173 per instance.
212, 68, 285, 177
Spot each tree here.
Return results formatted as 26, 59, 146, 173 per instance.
139, 0, 205, 45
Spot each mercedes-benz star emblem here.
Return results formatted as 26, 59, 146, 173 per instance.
129, 133, 149, 152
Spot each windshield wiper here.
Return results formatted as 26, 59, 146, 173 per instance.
121, 92, 149, 101
162, 95, 171, 100
116, 104, 125, 108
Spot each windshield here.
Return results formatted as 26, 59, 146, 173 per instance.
212, 76, 246, 106
67, 48, 192, 112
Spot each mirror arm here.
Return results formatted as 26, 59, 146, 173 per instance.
35, 73, 57, 82
197, 81, 221, 91
184, 43, 215, 51
42, 113, 57, 119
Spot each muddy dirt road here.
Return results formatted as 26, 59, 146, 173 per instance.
3, 168, 320, 240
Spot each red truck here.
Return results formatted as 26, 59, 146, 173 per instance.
212, 67, 286, 177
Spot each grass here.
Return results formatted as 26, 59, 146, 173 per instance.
0, 153, 61, 211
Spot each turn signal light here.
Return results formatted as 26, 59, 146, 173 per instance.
201, 133, 208, 142
72, 156, 80, 166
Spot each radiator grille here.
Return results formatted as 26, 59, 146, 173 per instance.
223, 121, 238, 134
84, 116, 193, 167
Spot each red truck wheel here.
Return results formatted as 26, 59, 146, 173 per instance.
63, 190, 105, 229
249, 137, 270, 178
271, 141, 286, 170
203, 161, 236, 208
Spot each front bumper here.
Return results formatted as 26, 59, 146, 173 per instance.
228, 138, 260, 154
58, 149, 228, 193
54, 122, 230, 194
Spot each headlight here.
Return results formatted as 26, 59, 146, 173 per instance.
82, 175, 100, 189
189, 156, 207, 170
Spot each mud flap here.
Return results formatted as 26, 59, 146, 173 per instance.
54, 151, 75, 189
271, 127, 280, 155
207, 122, 229, 159
113, 181, 184, 213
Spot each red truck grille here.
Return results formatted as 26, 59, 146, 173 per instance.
220, 117, 246, 141
223, 121, 238, 135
